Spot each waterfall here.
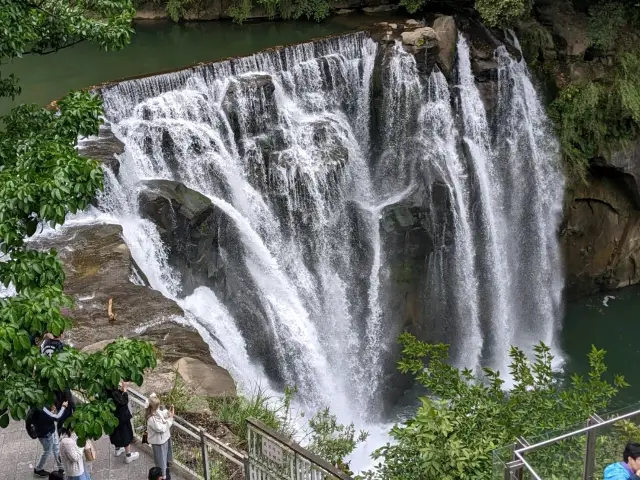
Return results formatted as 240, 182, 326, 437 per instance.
88, 30, 564, 468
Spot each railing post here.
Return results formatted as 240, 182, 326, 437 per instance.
503, 439, 527, 480
583, 415, 603, 480
244, 456, 251, 480
200, 428, 209, 480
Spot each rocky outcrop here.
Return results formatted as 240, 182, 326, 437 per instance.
561, 139, 640, 299
137, 179, 233, 296
562, 170, 640, 300
601, 142, 640, 209
78, 123, 123, 176
535, 1, 589, 58
175, 357, 237, 397
137, 179, 284, 383
433, 16, 457, 77
29, 223, 236, 394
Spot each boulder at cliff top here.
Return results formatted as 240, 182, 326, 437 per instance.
433, 16, 457, 77
401, 27, 439, 48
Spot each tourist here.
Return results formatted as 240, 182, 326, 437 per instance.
146, 393, 174, 480
107, 380, 139, 464
604, 442, 640, 479
59, 426, 90, 480
148, 467, 164, 480
40, 332, 64, 357
40, 331, 76, 432
33, 401, 68, 477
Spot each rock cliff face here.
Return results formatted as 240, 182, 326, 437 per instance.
561, 148, 640, 300
28, 223, 237, 395
513, 1, 640, 299
136, 179, 284, 381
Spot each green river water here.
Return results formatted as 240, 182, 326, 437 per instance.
5, 18, 639, 409
0, 17, 388, 114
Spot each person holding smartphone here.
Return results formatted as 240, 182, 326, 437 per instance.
106, 380, 139, 464
145, 393, 174, 480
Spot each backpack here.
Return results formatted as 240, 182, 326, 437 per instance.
40, 338, 64, 357
25, 408, 39, 439
48, 471, 64, 480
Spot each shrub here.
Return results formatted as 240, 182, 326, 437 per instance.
208, 385, 297, 446
549, 52, 640, 181
588, 1, 628, 50
362, 334, 626, 480
475, 0, 530, 27
306, 408, 369, 475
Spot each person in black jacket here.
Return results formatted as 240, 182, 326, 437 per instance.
33, 401, 68, 477
40, 332, 76, 433
107, 380, 139, 464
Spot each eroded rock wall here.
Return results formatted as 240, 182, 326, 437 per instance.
29, 223, 237, 396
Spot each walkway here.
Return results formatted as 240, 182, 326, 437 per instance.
0, 421, 182, 480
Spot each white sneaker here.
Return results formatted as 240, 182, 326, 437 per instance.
125, 452, 139, 464
114, 447, 125, 457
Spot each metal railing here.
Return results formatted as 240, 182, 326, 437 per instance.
494, 403, 640, 480
126, 387, 248, 480
124, 388, 352, 480
246, 418, 352, 480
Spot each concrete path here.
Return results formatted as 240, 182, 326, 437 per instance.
0, 421, 181, 480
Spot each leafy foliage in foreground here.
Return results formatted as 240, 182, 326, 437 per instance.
362, 333, 625, 480
306, 408, 369, 475
0, 0, 156, 446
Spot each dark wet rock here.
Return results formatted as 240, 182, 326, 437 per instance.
599, 140, 640, 209
222, 73, 278, 141
78, 123, 123, 176
562, 172, 640, 299
137, 179, 285, 385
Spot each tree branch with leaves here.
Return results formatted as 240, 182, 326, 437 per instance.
0, 0, 157, 446
361, 333, 627, 480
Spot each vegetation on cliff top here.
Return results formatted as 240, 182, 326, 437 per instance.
136, 0, 335, 23
0, 0, 156, 446
501, 0, 640, 181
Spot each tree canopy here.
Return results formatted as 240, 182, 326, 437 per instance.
363, 333, 627, 480
0, 0, 156, 445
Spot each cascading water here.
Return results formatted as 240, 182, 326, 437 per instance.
78, 29, 564, 469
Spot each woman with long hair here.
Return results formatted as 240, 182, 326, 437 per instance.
146, 393, 174, 480
59, 426, 89, 480
107, 380, 139, 463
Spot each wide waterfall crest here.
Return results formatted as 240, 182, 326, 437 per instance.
94, 31, 564, 457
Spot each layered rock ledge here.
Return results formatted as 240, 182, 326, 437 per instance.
29, 223, 237, 397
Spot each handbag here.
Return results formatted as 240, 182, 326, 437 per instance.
142, 428, 149, 444
84, 440, 97, 462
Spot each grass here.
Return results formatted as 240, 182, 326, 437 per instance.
207, 385, 298, 448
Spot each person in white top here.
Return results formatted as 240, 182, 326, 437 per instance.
59, 426, 90, 480
146, 393, 174, 480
